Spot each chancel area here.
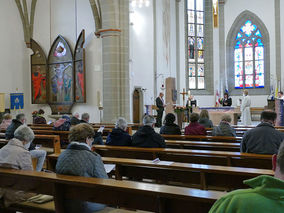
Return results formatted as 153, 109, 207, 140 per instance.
0, 0, 284, 212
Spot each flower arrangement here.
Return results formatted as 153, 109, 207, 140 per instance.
173, 106, 186, 113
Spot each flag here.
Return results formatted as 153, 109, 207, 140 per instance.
10, 93, 24, 110
215, 90, 220, 107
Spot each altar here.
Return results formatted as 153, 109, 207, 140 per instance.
193, 107, 240, 125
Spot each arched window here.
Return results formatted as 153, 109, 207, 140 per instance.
234, 20, 264, 89
227, 11, 270, 95
186, 0, 213, 95
187, 0, 205, 89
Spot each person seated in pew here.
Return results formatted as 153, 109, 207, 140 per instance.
6, 113, 46, 171
80, 112, 104, 145
212, 114, 236, 137
198, 109, 213, 128
0, 113, 12, 130
159, 113, 181, 135
32, 109, 47, 124
53, 115, 71, 131
209, 142, 284, 213
56, 123, 108, 213
185, 113, 207, 135
241, 111, 284, 154
70, 112, 80, 126
132, 115, 166, 148
0, 125, 36, 207
106, 117, 132, 146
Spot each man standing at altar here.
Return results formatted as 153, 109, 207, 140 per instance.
240, 90, 251, 125
156, 92, 165, 127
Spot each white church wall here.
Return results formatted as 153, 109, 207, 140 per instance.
0, 0, 34, 122
0, 0, 102, 123
224, 0, 275, 107
129, 2, 154, 119
178, 0, 186, 100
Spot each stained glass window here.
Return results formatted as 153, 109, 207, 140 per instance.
234, 20, 265, 89
187, 0, 205, 89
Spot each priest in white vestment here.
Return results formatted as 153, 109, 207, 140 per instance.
240, 90, 252, 125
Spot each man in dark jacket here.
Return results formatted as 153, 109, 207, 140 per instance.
106, 117, 131, 146
155, 92, 165, 127
132, 115, 166, 148
80, 112, 103, 145
241, 111, 284, 154
5, 113, 26, 140
70, 112, 80, 125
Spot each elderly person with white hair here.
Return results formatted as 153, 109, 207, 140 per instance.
132, 115, 166, 148
6, 113, 46, 171
70, 112, 80, 126
0, 125, 36, 207
106, 117, 132, 146
212, 114, 236, 137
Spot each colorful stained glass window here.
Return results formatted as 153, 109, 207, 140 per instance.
187, 0, 205, 89
234, 20, 265, 89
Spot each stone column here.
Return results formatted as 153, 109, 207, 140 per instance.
275, 0, 281, 89
219, 0, 225, 95
100, 0, 130, 122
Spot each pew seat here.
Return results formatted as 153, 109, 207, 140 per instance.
0, 168, 225, 213
47, 154, 273, 190
93, 145, 272, 169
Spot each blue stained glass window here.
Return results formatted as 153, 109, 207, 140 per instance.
187, 0, 205, 90
255, 30, 262, 37
256, 38, 263, 46
235, 41, 242, 49
234, 20, 265, 89
236, 33, 242, 39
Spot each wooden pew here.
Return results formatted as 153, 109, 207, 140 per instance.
93, 145, 272, 169
165, 140, 240, 152
162, 135, 242, 143
47, 154, 273, 191
0, 168, 226, 213
0, 134, 60, 154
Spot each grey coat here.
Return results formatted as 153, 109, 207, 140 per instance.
241, 122, 284, 154
212, 122, 236, 137
0, 138, 33, 207
56, 142, 108, 213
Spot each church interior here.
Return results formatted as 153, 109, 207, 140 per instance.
0, 0, 283, 212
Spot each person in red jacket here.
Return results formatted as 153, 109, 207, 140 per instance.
185, 113, 207, 135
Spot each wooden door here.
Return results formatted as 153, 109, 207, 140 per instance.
133, 89, 140, 123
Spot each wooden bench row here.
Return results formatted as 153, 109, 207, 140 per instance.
47, 154, 273, 191
93, 145, 272, 169
0, 168, 225, 213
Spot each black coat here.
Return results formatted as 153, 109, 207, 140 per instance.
222, 98, 232, 106
106, 128, 132, 146
156, 97, 164, 111
241, 122, 284, 154
132, 126, 166, 148
160, 123, 181, 135
70, 116, 80, 125
5, 119, 23, 140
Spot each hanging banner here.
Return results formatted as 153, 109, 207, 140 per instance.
0, 93, 5, 112
10, 93, 24, 110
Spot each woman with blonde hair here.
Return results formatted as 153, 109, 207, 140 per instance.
198, 109, 213, 128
